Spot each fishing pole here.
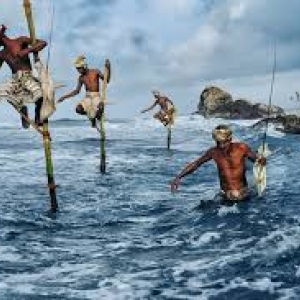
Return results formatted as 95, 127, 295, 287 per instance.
253, 42, 277, 196
262, 42, 277, 151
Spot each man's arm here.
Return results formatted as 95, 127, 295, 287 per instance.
16, 37, 47, 58
141, 101, 157, 113
166, 97, 174, 107
171, 150, 213, 192
57, 79, 83, 103
243, 143, 266, 165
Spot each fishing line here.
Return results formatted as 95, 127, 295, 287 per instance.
46, 0, 55, 69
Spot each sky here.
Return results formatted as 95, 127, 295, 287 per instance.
1, 0, 300, 121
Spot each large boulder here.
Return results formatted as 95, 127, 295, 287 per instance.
198, 86, 233, 118
197, 86, 284, 119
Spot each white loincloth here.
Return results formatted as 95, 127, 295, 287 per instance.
0, 61, 56, 121
79, 91, 101, 119
220, 187, 249, 201
0, 70, 42, 108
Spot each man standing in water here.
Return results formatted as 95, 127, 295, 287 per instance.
0, 24, 47, 127
171, 125, 266, 202
57, 55, 111, 127
141, 90, 176, 126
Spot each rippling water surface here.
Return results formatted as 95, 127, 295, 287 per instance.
0, 116, 299, 299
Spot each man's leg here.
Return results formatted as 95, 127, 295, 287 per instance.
76, 104, 96, 127
154, 111, 168, 126
35, 97, 44, 126
75, 104, 86, 116
7, 101, 30, 129
20, 106, 30, 129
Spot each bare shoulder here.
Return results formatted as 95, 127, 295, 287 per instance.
90, 69, 102, 75
16, 36, 31, 44
233, 142, 250, 152
206, 147, 217, 157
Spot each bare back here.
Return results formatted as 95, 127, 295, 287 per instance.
0, 37, 32, 73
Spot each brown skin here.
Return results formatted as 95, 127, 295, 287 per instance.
141, 93, 174, 125
171, 140, 267, 197
0, 26, 47, 73
0, 25, 47, 126
57, 59, 111, 116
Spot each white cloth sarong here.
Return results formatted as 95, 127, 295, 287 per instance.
0, 70, 42, 108
79, 91, 101, 119
0, 61, 56, 121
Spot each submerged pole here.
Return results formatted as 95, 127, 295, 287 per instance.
167, 126, 172, 150
167, 107, 176, 151
23, 0, 58, 212
100, 61, 109, 173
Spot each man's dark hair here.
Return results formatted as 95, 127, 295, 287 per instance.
215, 124, 231, 131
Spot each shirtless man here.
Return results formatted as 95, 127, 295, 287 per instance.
141, 90, 175, 126
171, 125, 267, 202
0, 24, 47, 127
57, 56, 111, 127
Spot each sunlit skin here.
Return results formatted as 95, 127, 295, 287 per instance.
57, 59, 111, 115
171, 139, 267, 199
141, 92, 174, 125
0, 25, 47, 73
0, 25, 47, 126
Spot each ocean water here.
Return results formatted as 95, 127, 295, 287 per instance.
0, 115, 299, 299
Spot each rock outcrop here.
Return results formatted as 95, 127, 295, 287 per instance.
253, 114, 300, 134
197, 86, 284, 119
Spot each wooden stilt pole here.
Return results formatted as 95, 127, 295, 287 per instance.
100, 61, 109, 173
166, 107, 176, 151
23, 0, 58, 212
167, 125, 172, 150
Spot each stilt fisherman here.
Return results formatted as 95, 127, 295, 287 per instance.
0, 24, 47, 127
57, 55, 111, 127
141, 90, 176, 126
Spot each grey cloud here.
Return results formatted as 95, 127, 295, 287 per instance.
0, 0, 300, 120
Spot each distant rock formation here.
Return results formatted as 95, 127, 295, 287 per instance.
197, 86, 284, 119
253, 114, 300, 134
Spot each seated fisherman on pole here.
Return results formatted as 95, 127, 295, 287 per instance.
0, 24, 47, 127
171, 125, 267, 202
57, 56, 111, 127
141, 90, 176, 126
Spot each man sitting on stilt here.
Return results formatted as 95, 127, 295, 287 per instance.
57, 56, 111, 128
141, 90, 176, 126
0, 24, 48, 128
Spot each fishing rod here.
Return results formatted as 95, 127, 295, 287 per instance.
23, 0, 58, 212
262, 42, 277, 151
46, 0, 55, 70
253, 42, 277, 196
